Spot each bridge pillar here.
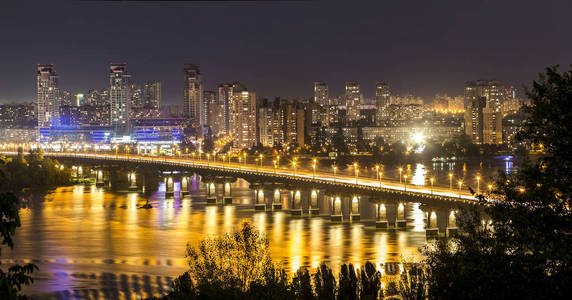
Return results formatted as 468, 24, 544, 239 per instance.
128, 172, 138, 191
290, 190, 302, 215
447, 210, 458, 236
206, 182, 217, 204
330, 196, 343, 222
254, 188, 266, 211
223, 182, 232, 204
165, 176, 175, 197
272, 188, 282, 210
426, 211, 439, 239
72, 165, 83, 179
180, 176, 189, 196
375, 203, 388, 229
350, 195, 360, 222
396, 202, 407, 228
309, 189, 320, 216
96, 170, 105, 187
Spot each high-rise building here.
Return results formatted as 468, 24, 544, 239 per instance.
218, 83, 233, 134
375, 81, 390, 124
464, 80, 503, 144
37, 64, 60, 128
143, 81, 162, 108
231, 88, 257, 149
314, 82, 329, 106
129, 83, 142, 108
183, 64, 203, 127
345, 82, 361, 123
204, 90, 224, 135
109, 63, 131, 135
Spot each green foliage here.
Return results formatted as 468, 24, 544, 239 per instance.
184, 222, 273, 296
419, 65, 572, 299
0, 192, 38, 299
338, 264, 358, 300
358, 262, 381, 300
0, 149, 72, 192
291, 267, 314, 300
398, 264, 428, 300
313, 262, 336, 300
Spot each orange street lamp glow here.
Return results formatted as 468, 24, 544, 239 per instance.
449, 173, 453, 190
430, 177, 435, 195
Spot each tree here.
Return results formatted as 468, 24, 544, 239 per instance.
421, 66, 572, 299
184, 222, 273, 295
290, 267, 314, 300
0, 192, 38, 299
337, 264, 358, 300
313, 263, 336, 300
358, 262, 381, 300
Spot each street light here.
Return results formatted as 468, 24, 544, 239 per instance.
458, 181, 463, 198
449, 173, 453, 190
403, 174, 408, 191
273, 160, 277, 174
259, 154, 263, 168
476, 176, 481, 194
375, 165, 380, 181
276, 155, 280, 169
353, 163, 359, 184
293, 161, 297, 176
312, 162, 316, 179
399, 167, 403, 183
378, 172, 383, 187
488, 184, 493, 193
333, 165, 337, 182
430, 177, 435, 195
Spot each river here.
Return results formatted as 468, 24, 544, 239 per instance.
6, 157, 513, 299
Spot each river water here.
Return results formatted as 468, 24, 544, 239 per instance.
6, 157, 513, 299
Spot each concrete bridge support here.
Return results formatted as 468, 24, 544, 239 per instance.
447, 210, 458, 236
180, 176, 190, 196
128, 172, 138, 191
396, 202, 407, 228
206, 182, 217, 204
426, 211, 439, 239
254, 188, 266, 211
272, 188, 282, 210
96, 170, 105, 187
309, 189, 320, 216
223, 182, 232, 204
330, 196, 342, 222
165, 176, 175, 197
375, 203, 389, 228
290, 190, 302, 216
350, 195, 360, 222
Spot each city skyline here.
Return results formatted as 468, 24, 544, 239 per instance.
2, 1, 572, 103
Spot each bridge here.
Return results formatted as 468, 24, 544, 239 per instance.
2, 150, 488, 235
1, 150, 483, 201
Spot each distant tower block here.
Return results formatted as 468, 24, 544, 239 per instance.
96, 170, 105, 187
254, 188, 266, 211
180, 176, 189, 196
350, 195, 360, 222
290, 190, 302, 216
206, 182, 216, 204
223, 182, 232, 204
309, 189, 320, 216
165, 177, 174, 197
128, 172, 138, 191
272, 188, 282, 210
330, 196, 342, 222
375, 203, 388, 229
396, 202, 407, 228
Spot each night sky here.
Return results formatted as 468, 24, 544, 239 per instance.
1, 0, 572, 104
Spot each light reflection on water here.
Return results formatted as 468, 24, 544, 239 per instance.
8, 176, 463, 299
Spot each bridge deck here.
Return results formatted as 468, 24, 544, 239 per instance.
1, 151, 492, 203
